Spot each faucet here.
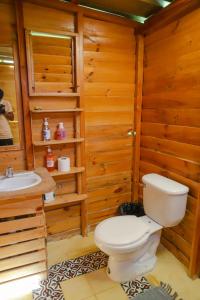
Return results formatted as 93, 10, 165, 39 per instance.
5, 167, 14, 178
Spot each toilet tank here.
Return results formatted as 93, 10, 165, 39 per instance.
142, 174, 189, 227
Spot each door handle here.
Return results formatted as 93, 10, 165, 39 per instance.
127, 130, 136, 137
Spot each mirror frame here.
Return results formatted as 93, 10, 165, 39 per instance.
0, 41, 24, 152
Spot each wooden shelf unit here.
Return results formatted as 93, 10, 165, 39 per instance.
33, 138, 84, 146
23, 24, 88, 237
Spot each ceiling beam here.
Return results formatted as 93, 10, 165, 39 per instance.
137, 0, 200, 35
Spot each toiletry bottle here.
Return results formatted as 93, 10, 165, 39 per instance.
42, 118, 51, 141
45, 146, 55, 171
55, 122, 66, 140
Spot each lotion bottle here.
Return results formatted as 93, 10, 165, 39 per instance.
55, 122, 66, 140
45, 146, 55, 171
42, 118, 51, 141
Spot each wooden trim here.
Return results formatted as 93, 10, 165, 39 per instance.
189, 186, 200, 278
132, 35, 144, 202
22, 0, 140, 28
76, 11, 88, 237
0, 41, 24, 152
15, 0, 34, 169
25, 29, 35, 96
25, 27, 79, 37
138, 0, 200, 35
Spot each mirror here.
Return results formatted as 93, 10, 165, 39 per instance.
0, 45, 21, 149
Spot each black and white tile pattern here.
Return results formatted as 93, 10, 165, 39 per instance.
33, 251, 151, 300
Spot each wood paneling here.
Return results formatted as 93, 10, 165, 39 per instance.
84, 17, 135, 227
142, 8, 200, 276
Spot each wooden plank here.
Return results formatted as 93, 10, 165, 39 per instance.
0, 215, 44, 234
0, 261, 46, 284
133, 35, 144, 202
46, 206, 80, 235
141, 123, 200, 146
0, 238, 45, 260
0, 249, 46, 272
142, 109, 200, 128
0, 227, 46, 247
33, 138, 84, 146
161, 236, 189, 268
0, 198, 42, 218
44, 193, 87, 209
141, 136, 200, 163
50, 167, 85, 177
141, 147, 200, 182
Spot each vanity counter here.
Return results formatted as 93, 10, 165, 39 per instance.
0, 167, 55, 203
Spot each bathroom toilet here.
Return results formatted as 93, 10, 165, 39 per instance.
94, 173, 189, 282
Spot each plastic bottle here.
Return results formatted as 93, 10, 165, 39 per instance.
45, 146, 55, 171
55, 122, 66, 140
42, 118, 51, 141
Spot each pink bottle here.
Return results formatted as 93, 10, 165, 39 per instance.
55, 122, 66, 140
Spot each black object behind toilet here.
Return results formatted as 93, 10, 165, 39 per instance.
119, 202, 145, 217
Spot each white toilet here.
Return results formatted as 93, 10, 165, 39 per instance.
94, 173, 189, 282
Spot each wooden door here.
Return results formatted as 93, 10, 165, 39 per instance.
83, 17, 135, 228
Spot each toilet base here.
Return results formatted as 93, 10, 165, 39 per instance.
107, 254, 157, 283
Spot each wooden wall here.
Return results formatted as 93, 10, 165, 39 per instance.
0, 0, 26, 171
141, 8, 200, 272
83, 17, 135, 227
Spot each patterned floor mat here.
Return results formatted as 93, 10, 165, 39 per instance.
33, 251, 151, 300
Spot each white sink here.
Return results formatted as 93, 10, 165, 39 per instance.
0, 171, 41, 192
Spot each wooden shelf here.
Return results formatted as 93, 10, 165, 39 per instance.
50, 167, 85, 177
44, 193, 87, 209
33, 138, 84, 146
30, 92, 80, 97
31, 108, 83, 113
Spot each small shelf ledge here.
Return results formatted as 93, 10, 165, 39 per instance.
50, 167, 85, 177
44, 193, 87, 209
33, 138, 84, 146
31, 108, 83, 113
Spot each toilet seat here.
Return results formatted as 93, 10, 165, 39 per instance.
95, 216, 151, 250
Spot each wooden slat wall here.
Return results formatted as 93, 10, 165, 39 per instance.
141, 8, 200, 271
0, 0, 26, 172
83, 17, 135, 227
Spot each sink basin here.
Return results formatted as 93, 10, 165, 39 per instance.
0, 171, 42, 192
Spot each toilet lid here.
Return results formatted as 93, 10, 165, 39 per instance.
95, 216, 150, 246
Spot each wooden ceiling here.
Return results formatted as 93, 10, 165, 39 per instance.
67, 0, 175, 22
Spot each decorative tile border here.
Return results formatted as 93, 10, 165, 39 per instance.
33, 251, 151, 299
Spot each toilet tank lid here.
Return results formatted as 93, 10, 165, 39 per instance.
142, 174, 189, 195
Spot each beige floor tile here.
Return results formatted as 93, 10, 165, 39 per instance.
86, 268, 118, 294
60, 275, 93, 300
47, 232, 98, 266
150, 244, 200, 300
84, 297, 97, 300
95, 286, 128, 300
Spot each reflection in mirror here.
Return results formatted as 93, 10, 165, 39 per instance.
0, 46, 20, 147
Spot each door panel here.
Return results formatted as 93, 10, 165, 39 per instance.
83, 17, 135, 227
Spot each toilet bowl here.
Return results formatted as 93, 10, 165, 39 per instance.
95, 215, 162, 282
94, 173, 189, 282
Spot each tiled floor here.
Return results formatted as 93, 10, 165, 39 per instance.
1, 232, 200, 300
60, 268, 128, 300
